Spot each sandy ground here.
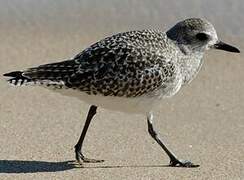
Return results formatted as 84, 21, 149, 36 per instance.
0, 1, 244, 179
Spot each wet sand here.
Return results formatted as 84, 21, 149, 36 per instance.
0, 1, 243, 179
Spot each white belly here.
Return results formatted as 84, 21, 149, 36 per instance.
44, 74, 182, 114
53, 88, 160, 114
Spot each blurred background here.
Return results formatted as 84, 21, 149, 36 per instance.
0, 0, 243, 66
0, 1, 243, 179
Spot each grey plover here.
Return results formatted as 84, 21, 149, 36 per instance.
4, 18, 240, 167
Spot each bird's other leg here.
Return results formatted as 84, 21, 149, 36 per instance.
74, 105, 104, 164
147, 112, 199, 168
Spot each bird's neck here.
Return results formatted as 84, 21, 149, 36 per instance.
164, 33, 205, 85
166, 37, 205, 85
179, 51, 204, 85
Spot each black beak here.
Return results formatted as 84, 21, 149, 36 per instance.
214, 41, 240, 53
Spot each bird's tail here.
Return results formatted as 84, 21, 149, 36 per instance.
3, 71, 32, 86
3, 59, 77, 87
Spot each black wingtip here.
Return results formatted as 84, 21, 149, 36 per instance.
3, 71, 31, 86
3, 71, 23, 77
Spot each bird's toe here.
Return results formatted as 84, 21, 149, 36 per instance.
169, 158, 199, 168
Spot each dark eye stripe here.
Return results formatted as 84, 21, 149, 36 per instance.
196, 33, 208, 41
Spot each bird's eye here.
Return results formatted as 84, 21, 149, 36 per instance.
196, 33, 209, 41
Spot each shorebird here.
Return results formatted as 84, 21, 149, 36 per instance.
4, 18, 240, 167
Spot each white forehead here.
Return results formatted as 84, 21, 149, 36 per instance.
202, 21, 218, 40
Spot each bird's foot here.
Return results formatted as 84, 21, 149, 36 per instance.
75, 150, 104, 164
169, 158, 199, 168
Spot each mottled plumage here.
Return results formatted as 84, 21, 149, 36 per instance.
3, 18, 240, 167
5, 29, 181, 99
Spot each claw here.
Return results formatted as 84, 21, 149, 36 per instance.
169, 158, 199, 168
75, 150, 104, 164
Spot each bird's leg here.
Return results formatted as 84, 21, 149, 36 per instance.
147, 112, 199, 168
74, 105, 104, 164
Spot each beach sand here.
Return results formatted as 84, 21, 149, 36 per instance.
0, 1, 243, 179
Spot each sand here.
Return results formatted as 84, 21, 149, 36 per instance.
0, 1, 243, 179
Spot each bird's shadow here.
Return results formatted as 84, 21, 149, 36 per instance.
0, 160, 79, 173
0, 160, 170, 173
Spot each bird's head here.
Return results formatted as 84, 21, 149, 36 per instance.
166, 18, 240, 54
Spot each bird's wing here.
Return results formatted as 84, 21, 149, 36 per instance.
64, 31, 178, 97
4, 30, 179, 97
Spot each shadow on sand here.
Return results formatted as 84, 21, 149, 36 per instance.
0, 160, 172, 173
0, 160, 79, 173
